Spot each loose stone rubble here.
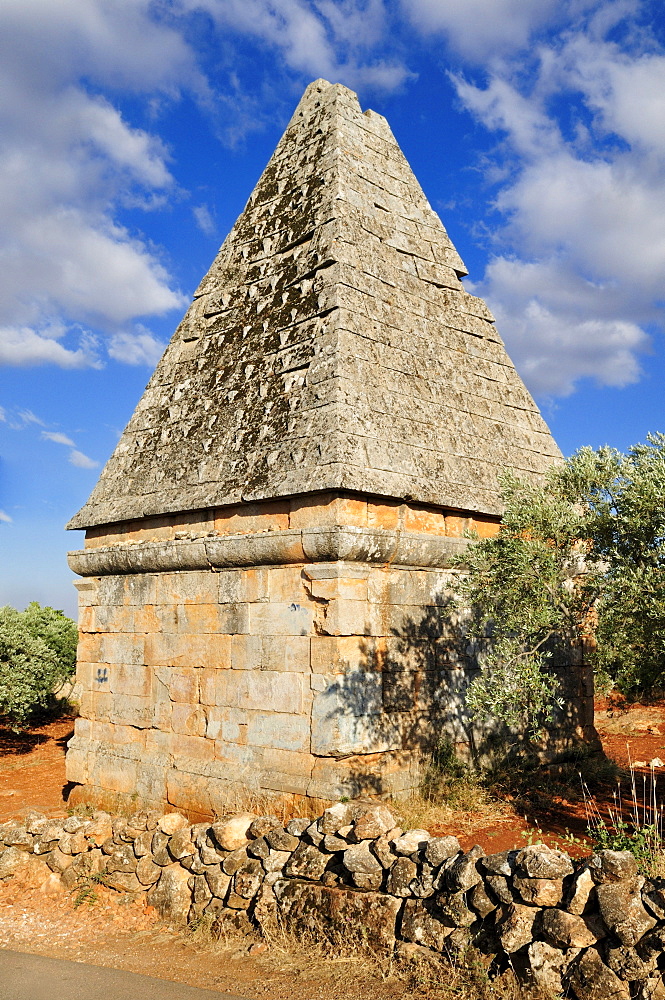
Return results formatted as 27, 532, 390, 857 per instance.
2, 802, 665, 997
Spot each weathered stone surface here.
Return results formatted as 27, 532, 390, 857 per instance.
246, 837, 270, 860
69, 80, 560, 534
211, 814, 255, 852
343, 842, 382, 875
445, 846, 484, 892
435, 890, 475, 928
157, 813, 188, 836
168, 828, 196, 860
387, 857, 417, 896
263, 850, 291, 874
105, 843, 138, 873
540, 908, 599, 949
424, 836, 460, 867
605, 944, 653, 981
319, 803, 353, 835
248, 816, 281, 839
568, 947, 631, 999
205, 866, 231, 899
351, 804, 395, 841
284, 842, 329, 880
1, 826, 34, 850
496, 903, 540, 953
0, 846, 32, 878
526, 941, 568, 995
596, 881, 656, 946
393, 830, 430, 855
567, 866, 595, 915
221, 847, 249, 876
133, 829, 154, 858
274, 880, 400, 953
589, 849, 639, 884
371, 836, 396, 869
401, 898, 453, 951
234, 859, 262, 899
135, 855, 162, 885
513, 876, 562, 907
515, 844, 574, 879
147, 864, 192, 926
485, 874, 514, 905
265, 828, 299, 852
468, 880, 497, 918
44, 847, 74, 873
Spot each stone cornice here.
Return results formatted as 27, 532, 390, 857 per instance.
68, 526, 470, 576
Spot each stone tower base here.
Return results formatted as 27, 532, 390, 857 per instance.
66, 494, 596, 817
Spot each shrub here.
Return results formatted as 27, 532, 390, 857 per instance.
0, 603, 77, 727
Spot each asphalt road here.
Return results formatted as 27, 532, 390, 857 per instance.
0, 949, 250, 1000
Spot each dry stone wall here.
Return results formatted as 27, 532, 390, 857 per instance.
2, 802, 664, 998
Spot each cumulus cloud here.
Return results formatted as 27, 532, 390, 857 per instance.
69, 449, 99, 469
449, 6, 665, 398
183, 0, 413, 91
108, 328, 167, 366
0, 1, 195, 368
402, 0, 562, 63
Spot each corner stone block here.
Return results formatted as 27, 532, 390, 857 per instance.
317, 599, 370, 637
310, 676, 401, 756
89, 752, 139, 795
267, 566, 309, 603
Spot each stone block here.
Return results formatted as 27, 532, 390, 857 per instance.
153, 571, 218, 605
90, 753, 138, 795
99, 633, 145, 666
317, 599, 370, 636
310, 635, 378, 674
156, 667, 199, 703
108, 693, 153, 728
108, 663, 152, 698
171, 703, 207, 737
261, 635, 310, 673
246, 711, 310, 752
267, 566, 308, 603
249, 602, 314, 636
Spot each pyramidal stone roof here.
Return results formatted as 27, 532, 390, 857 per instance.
69, 79, 561, 530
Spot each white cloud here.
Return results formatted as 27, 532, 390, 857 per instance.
0, 327, 101, 368
450, 7, 665, 398
0, 1, 195, 368
41, 431, 76, 447
108, 328, 167, 367
193, 204, 216, 236
183, 0, 412, 91
0, 510, 12, 523
402, 0, 561, 62
68, 449, 99, 470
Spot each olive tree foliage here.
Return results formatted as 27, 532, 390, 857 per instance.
0, 603, 78, 727
460, 434, 665, 739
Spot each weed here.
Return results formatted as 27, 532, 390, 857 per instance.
71, 869, 115, 908
579, 746, 665, 876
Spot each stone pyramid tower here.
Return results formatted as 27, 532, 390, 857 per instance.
65, 82, 589, 815
69, 79, 559, 530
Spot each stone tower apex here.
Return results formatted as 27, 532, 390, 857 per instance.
68, 78, 560, 531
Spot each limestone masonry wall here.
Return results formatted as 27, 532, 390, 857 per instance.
2, 801, 663, 998
66, 494, 595, 812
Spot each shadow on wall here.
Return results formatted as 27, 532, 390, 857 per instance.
317, 592, 593, 798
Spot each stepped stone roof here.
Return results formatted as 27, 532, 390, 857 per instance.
69, 79, 561, 531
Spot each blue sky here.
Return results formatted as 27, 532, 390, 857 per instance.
1, 0, 664, 617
